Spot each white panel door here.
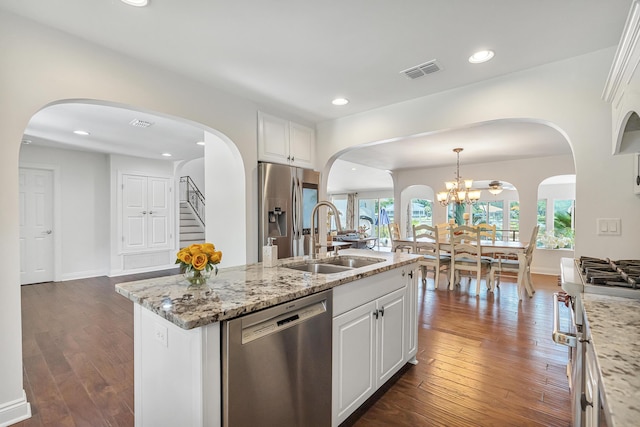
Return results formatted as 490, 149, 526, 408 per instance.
147, 177, 170, 248
332, 301, 376, 426
19, 168, 54, 285
123, 174, 148, 251
377, 288, 406, 384
258, 111, 289, 163
289, 121, 314, 168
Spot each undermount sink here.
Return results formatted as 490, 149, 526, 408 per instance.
283, 256, 386, 274
285, 263, 354, 274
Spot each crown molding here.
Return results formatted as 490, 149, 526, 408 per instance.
603, 0, 640, 103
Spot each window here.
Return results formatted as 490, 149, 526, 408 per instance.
329, 197, 347, 231
553, 199, 574, 248
537, 199, 547, 239
536, 174, 576, 249
507, 201, 520, 241
410, 198, 432, 229
357, 197, 394, 250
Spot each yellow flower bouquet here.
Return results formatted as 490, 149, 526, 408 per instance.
176, 243, 223, 286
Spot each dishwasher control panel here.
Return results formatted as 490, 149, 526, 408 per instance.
241, 300, 327, 344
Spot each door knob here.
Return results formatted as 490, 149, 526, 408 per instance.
42, 230, 52, 235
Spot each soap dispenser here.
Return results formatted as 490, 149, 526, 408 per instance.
263, 237, 278, 267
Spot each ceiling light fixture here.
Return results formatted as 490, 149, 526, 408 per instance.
436, 148, 481, 206
120, 0, 148, 7
73, 130, 90, 136
488, 180, 504, 195
469, 50, 495, 64
332, 98, 349, 106
161, 153, 172, 157
196, 141, 205, 146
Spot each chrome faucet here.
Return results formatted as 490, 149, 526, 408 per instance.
309, 201, 342, 259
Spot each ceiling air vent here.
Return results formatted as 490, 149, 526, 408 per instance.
129, 119, 154, 128
400, 59, 441, 80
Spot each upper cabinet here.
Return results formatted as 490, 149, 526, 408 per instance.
603, 0, 640, 155
258, 111, 315, 169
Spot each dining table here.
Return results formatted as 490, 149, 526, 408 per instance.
393, 237, 532, 298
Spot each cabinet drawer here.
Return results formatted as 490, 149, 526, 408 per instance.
333, 268, 406, 317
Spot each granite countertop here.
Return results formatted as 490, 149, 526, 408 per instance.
115, 249, 419, 330
582, 293, 640, 427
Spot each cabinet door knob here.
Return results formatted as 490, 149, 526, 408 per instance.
379, 307, 385, 317
373, 309, 379, 319
408, 271, 413, 279
291, 156, 295, 162
141, 211, 147, 215
148, 210, 154, 215
402, 271, 406, 277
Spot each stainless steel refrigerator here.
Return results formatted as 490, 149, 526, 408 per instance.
258, 162, 319, 260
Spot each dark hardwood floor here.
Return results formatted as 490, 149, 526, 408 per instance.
16, 268, 571, 427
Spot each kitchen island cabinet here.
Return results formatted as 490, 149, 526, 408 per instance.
332, 267, 417, 426
115, 249, 419, 427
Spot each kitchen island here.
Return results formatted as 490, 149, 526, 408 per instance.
582, 293, 640, 427
115, 249, 420, 427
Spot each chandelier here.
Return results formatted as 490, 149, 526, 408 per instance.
436, 148, 481, 206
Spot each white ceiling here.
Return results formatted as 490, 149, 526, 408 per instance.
3, 0, 630, 174
24, 102, 205, 161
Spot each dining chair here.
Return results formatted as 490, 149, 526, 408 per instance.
388, 223, 413, 253
475, 223, 496, 243
489, 225, 540, 299
412, 224, 450, 289
449, 225, 491, 295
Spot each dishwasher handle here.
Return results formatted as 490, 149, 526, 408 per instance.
552, 292, 577, 347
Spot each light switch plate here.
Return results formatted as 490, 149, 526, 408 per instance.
597, 218, 621, 236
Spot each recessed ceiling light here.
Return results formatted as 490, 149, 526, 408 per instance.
161, 153, 172, 157
469, 50, 494, 64
121, 0, 148, 6
73, 130, 90, 136
351, 167, 357, 171
196, 141, 205, 146
332, 98, 349, 106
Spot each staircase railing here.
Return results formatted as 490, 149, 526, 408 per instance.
180, 176, 205, 226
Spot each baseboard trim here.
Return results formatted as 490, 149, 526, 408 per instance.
0, 390, 31, 427
109, 264, 178, 277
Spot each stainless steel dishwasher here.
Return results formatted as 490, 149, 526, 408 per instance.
222, 289, 332, 427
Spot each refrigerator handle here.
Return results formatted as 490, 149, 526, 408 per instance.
292, 175, 300, 239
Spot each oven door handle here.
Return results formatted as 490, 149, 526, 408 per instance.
552, 292, 577, 347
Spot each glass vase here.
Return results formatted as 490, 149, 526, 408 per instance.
183, 266, 217, 288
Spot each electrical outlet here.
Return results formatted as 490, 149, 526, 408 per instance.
153, 323, 168, 347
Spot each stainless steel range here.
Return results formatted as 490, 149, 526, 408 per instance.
555, 257, 640, 427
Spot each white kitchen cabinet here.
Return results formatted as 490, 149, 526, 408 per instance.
332, 266, 417, 426
405, 269, 418, 360
258, 111, 315, 168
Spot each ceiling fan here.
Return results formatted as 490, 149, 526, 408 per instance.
472, 180, 511, 195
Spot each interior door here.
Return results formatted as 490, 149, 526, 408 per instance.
19, 167, 54, 285
122, 174, 147, 251
147, 177, 171, 249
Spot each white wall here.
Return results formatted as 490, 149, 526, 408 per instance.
179, 158, 206, 196
318, 48, 640, 263
0, 10, 257, 422
19, 145, 111, 280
